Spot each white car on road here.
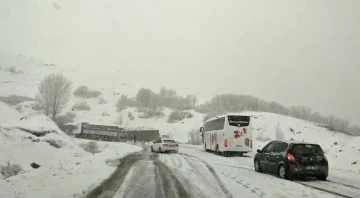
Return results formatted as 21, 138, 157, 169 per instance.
151, 138, 179, 153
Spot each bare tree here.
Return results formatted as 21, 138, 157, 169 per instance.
36, 73, 72, 119
136, 88, 153, 107
186, 95, 198, 108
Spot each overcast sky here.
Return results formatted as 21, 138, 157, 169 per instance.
1, 0, 359, 124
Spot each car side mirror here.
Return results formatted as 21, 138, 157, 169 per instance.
200, 127, 204, 132
257, 149, 262, 153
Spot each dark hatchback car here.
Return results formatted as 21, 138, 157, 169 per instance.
254, 140, 328, 180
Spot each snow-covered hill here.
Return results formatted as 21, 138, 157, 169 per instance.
1, 50, 359, 172
0, 50, 205, 142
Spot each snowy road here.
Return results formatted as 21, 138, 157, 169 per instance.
86, 145, 360, 198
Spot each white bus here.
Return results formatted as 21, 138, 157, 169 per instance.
200, 114, 253, 156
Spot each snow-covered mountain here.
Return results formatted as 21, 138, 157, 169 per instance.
1, 49, 359, 165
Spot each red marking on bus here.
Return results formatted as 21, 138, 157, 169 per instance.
234, 131, 240, 139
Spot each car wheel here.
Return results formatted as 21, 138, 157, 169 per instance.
316, 175, 327, 181
159, 147, 162, 153
254, 159, 262, 173
279, 165, 289, 180
151, 146, 154, 152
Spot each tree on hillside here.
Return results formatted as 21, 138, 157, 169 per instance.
186, 95, 198, 108
36, 73, 72, 119
159, 87, 177, 99
136, 88, 153, 107
117, 95, 129, 112
159, 87, 177, 107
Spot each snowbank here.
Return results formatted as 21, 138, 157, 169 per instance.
0, 102, 21, 123
0, 102, 143, 198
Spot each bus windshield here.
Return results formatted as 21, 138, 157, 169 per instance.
228, 116, 250, 127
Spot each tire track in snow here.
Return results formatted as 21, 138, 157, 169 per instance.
154, 159, 191, 198
179, 153, 234, 198
86, 152, 144, 198
295, 181, 360, 198
327, 180, 360, 190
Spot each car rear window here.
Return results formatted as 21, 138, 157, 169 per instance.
163, 140, 176, 143
290, 144, 324, 155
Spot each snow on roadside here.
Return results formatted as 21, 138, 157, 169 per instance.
0, 102, 143, 198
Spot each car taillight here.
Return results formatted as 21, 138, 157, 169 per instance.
163, 144, 168, 147
287, 153, 296, 162
250, 140, 253, 148
224, 139, 228, 147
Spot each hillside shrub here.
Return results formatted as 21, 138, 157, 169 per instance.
98, 97, 107, 104
167, 110, 186, 123
73, 86, 101, 98
44, 139, 64, 148
6, 66, 18, 73
185, 112, 193, 118
87, 90, 101, 98
0, 162, 23, 179
80, 141, 100, 154
195, 105, 212, 114
102, 111, 110, 117
15, 105, 22, 112
32, 102, 43, 111
74, 86, 89, 98
117, 95, 138, 112
128, 112, 135, 120
72, 101, 91, 111
55, 112, 76, 125
138, 107, 164, 119
0, 95, 34, 105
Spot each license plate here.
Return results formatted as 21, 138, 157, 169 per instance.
306, 166, 316, 170
236, 145, 242, 147
169, 145, 175, 147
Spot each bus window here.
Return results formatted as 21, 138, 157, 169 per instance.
215, 117, 225, 130
205, 117, 225, 132
228, 116, 250, 127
